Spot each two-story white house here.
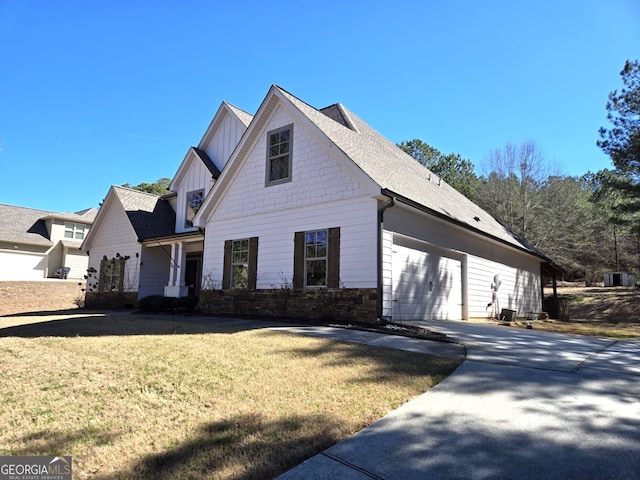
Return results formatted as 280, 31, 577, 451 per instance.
83, 86, 558, 321
81, 102, 252, 307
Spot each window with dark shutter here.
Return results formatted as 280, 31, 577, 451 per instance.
223, 237, 258, 290
293, 227, 340, 288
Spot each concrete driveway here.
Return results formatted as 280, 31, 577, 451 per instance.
276, 320, 640, 479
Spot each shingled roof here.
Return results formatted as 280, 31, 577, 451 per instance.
276, 86, 538, 255
111, 186, 176, 241
192, 147, 221, 180
0, 204, 97, 247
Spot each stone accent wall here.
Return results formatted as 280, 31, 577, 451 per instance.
198, 288, 378, 323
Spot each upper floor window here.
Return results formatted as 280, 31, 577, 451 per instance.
266, 124, 293, 186
64, 222, 86, 240
185, 190, 204, 228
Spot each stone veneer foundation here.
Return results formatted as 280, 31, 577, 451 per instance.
198, 288, 378, 323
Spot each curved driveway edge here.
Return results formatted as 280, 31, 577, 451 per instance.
276, 320, 640, 480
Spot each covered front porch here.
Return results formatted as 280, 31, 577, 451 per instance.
140, 232, 204, 299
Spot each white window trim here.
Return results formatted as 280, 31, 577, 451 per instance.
185, 189, 204, 228
304, 229, 328, 288
64, 222, 86, 240
265, 124, 293, 186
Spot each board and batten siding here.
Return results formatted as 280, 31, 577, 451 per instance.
174, 110, 249, 234
383, 204, 542, 319
203, 197, 379, 289
174, 158, 216, 234
85, 204, 141, 293
202, 111, 248, 174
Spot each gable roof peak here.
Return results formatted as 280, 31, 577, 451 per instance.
319, 103, 357, 131
112, 184, 162, 198
222, 101, 254, 127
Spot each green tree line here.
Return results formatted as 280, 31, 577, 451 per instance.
126, 61, 639, 284
399, 59, 640, 284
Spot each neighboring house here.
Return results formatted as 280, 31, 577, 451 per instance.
0, 204, 97, 280
84, 86, 559, 321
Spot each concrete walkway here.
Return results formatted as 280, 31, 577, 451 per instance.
275, 320, 640, 480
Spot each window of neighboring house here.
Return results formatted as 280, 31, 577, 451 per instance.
64, 222, 86, 240
222, 237, 258, 289
266, 124, 293, 186
293, 227, 340, 289
185, 190, 204, 228
98, 256, 126, 292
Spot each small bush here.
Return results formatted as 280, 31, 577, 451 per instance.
137, 295, 199, 313
137, 295, 165, 312
173, 295, 199, 313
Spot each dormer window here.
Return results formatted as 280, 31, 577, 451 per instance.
64, 222, 86, 240
185, 190, 204, 228
266, 124, 293, 186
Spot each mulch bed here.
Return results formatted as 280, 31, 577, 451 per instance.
327, 321, 454, 343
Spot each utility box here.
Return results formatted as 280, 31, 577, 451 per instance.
500, 308, 516, 322
603, 272, 635, 287
57, 267, 71, 279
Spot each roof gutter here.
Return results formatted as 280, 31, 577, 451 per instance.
377, 192, 395, 321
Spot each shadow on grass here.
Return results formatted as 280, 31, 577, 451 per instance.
7, 427, 121, 457
270, 334, 462, 384
1, 308, 95, 318
0, 313, 286, 338
94, 413, 342, 480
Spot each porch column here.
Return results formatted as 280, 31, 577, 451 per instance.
167, 243, 179, 287
164, 242, 189, 298
176, 242, 187, 287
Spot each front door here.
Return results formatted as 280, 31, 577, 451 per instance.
184, 254, 202, 296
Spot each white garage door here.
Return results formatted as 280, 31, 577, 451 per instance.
392, 241, 462, 320
0, 251, 47, 280
64, 250, 89, 279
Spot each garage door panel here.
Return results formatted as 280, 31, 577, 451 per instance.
0, 251, 47, 280
392, 243, 462, 321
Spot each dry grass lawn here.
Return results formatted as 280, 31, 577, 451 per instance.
0, 313, 460, 480
2, 280, 637, 478
533, 284, 640, 338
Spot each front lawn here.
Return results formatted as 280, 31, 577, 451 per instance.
0, 314, 461, 479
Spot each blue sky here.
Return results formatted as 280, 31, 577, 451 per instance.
1, 1, 638, 213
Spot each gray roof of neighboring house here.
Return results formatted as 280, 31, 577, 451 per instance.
111, 186, 176, 240
0, 204, 97, 247
277, 87, 538, 255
